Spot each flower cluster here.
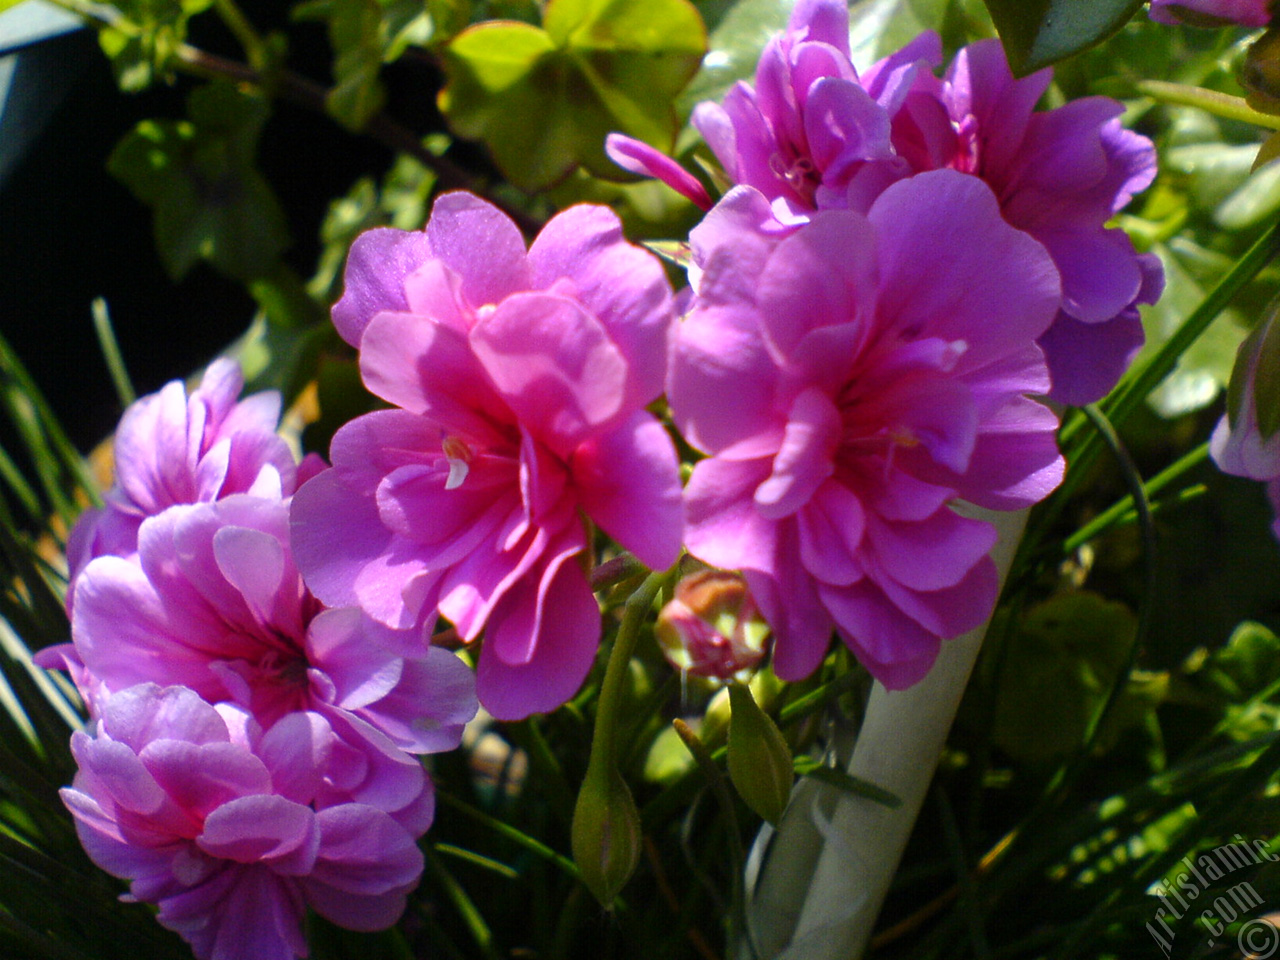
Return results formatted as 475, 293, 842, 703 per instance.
50, 7, 1169, 952
290, 193, 684, 720
48, 364, 477, 960
610, 0, 1162, 406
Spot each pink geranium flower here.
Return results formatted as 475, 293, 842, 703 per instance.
1149, 0, 1271, 26
67, 493, 476, 831
66, 359, 306, 596
669, 172, 1064, 687
611, 1, 1162, 405
291, 192, 684, 720
62, 684, 426, 960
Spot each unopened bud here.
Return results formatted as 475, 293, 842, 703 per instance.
727, 682, 793, 825
656, 570, 769, 681
571, 765, 642, 907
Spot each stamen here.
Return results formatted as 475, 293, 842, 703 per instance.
442, 435, 473, 490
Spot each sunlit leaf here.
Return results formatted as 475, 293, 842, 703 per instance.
440, 0, 706, 192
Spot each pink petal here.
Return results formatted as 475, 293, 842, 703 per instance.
528, 203, 677, 408
426, 191, 532, 308
604, 134, 712, 209
475, 543, 602, 720
333, 227, 433, 347
571, 410, 683, 571
470, 292, 630, 455
684, 456, 779, 574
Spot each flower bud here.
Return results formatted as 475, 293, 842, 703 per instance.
571, 765, 642, 907
727, 682, 793, 825
655, 570, 769, 681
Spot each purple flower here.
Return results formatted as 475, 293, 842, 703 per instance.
1150, 0, 1271, 26
291, 192, 684, 720
62, 684, 426, 960
1212, 305, 1280, 536
613, 2, 1161, 404
68, 493, 477, 831
668, 172, 1064, 687
66, 359, 304, 597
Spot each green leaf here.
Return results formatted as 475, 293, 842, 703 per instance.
990, 591, 1142, 762
108, 83, 290, 282
96, 0, 215, 92
440, 0, 706, 192
983, 0, 1145, 75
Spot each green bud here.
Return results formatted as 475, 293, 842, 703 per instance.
727, 682, 793, 825
571, 765, 642, 907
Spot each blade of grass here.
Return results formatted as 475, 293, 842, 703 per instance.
90, 299, 136, 407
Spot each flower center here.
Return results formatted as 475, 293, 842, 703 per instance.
441, 435, 473, 490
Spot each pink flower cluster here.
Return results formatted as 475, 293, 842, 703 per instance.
51, 9, 1171, 948
609, 0, 1163, 406
49, 363, 477, 960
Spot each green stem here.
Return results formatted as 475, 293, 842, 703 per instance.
1137, 80, 1280, 131
1062, 441, 1209, 552
213, 0, 267, 70
586, 569, 670, 774
90, 299, 136, 408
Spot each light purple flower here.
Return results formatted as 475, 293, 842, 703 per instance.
68, 493, 477, 830
1212, 305, 1280, 536
291, 192, 684, 720
66, 359, 303, 596
62, 684, 426, 960
669, 172, 1064, 687
1150, 0, 1271, 26
613, 2, 1162, 404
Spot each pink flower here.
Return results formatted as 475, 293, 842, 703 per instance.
1212, 306, 1280, 536
66, 359, 307, 597
1149, 0, 1271, 26
62, 684, 426, 960
612, 2, 1162, 405
668, 172, 1064, 687
291, 192, 684, 720
67, 493, 476, 831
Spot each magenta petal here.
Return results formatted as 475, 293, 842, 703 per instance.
796, 481, 866, 585
425, 191, 531, 308
604, 133, 712, 209
527, 204, 676, 408
788, 0, 852, 56
359, 311, 510, 430
684, 457, 779, 574
291, 470, 435, 629
819, 580, 941, 687
747, 527, 834, 680
864, 510, 996, 591
142, 740, 272, 819
755, 387, 841, 519
571, 410, 683, 571
470, 292, 630, 454
197, 795, 317, 868
871, 554, 998, 640
805, 79, 893, 188
1036, 226, 1143, 325
475, 545, 601, 720
869, 171, 1060, 367
1039, 308, 1145, 406
332, 228, 432, 347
